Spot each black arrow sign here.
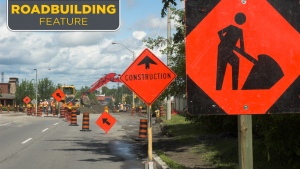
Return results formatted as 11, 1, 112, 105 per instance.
56, 93, 61, 98
137, 56, 157, 69
102, 118, 111, 125
26, 99, 28, 101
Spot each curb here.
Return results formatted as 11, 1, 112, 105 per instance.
153, 151, 171, 169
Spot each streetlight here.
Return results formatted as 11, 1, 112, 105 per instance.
34, 68, 51, 117
112, 42, 135, 108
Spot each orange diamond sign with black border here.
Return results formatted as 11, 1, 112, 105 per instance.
52, 89, 65, 102
120, 48, 177, 106
186, 0, 300, 115
23, 96, 31, 104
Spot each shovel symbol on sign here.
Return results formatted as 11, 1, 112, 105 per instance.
216, 13, 284, 90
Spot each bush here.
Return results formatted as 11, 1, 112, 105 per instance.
1, 107, 16, 111
185, 113, 300, 167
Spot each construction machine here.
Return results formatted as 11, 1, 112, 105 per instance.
56, 86, 80, 115
80, 73, 122, 106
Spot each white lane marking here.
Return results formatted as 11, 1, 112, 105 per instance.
54, 123, 58, 125
42, 128, 49, 132
22, 138, 32, 144
0, 122, 12, 126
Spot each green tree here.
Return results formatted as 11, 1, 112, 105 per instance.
107, 99, 114, 111
15, 79, 35, 105
37, 77, 56, 101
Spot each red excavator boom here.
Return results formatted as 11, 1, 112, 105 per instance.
80, 73, 122, 105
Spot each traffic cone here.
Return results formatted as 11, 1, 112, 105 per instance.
159, 105, 165, 117
80, 113, 91, 131
135, 119, 147, 141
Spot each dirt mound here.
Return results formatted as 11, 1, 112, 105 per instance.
80, 105, 113, 114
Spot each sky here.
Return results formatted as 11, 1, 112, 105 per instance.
0, 0, 184, 90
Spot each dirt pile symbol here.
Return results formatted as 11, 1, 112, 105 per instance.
216, 13, 284, 90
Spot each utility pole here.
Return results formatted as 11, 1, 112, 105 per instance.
166, 2, 172, 120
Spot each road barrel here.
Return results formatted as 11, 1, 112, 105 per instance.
0, 104, 2, 113
65, 107, 68, 122
33, 106, 36, 116
8, 104, 10, 113
135, 119, 147, 141
159, 105, 165, 117
53, 105, 56, 117
69, 109, 79, 126
60, 106, 65, 120
80, 113, 91, 131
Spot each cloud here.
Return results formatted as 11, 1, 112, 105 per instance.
133, 31, 146, 40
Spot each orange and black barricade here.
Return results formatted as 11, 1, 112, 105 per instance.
33, 106, 36, 116
64, 107, 68, 122
0, 104, 2, 113
132, 107, 135, 116
80, 113, 91, 131
135, 119, 147, 141
60, 106, 65, 119
69, 109, 79, 126
7, 105, 10, 113
159, 105, 165, 117
53, 105, 56, 117
27, 107, 29, 116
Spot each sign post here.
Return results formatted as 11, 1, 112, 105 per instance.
120, 48, 177, 167
186, 0, 299, 168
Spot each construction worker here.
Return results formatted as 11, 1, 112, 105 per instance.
43, 99, 48, 114
50, 98, 54, 114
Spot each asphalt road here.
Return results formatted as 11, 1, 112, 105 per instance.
0, 111, 148, 169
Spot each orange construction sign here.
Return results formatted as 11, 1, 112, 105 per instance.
52, 88, 65, 102
95, 111, 117, 134
23, 96, 31, 104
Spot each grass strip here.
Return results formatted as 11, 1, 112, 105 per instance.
154, 149, 188, 169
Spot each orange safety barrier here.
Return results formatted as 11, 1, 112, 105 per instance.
69, 109, 78, 126
27, 107, 29, 116
53, 106, 56, 117
80, 113, 91, 131
46, 106, 48, 116
0, 104, 2, 113
33, 106, 36, 116
64, 107, 68, 122
136, 119, 147, 141
159, 105, 165, 117
39, 107, 42, 117
67, 108, 71, 123
60, 106, 64, 119
8, 105, 10, 113
132, 108, 135, 116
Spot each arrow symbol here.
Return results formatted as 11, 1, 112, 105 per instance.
138, 56, 157, 69
56, 93, 61, 98
102, 118, 111, 125
26, 99, 28, 101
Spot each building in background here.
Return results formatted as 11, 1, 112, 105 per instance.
0, 77, 19, 106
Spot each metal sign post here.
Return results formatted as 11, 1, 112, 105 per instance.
148, 106, 153, 161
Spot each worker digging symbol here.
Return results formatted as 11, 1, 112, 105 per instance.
216, 13, 284, 90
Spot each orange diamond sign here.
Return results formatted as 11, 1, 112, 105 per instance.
186, 0, 300, 115
95, 111, 117, 134
23, 96, 30, 104
120, 48, 177, 106
52, 89, 65, 102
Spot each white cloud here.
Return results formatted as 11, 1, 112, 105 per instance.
133, 31, 146, 40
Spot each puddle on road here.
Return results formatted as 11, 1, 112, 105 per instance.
108, 140, 144, 169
